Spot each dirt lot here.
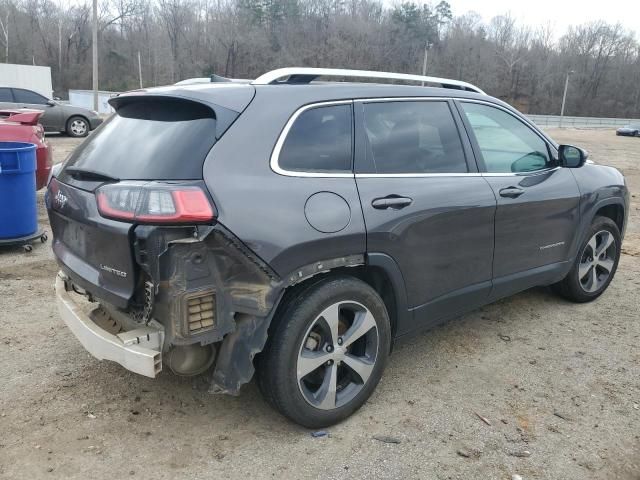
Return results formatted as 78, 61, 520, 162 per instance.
1, 129, 639, 480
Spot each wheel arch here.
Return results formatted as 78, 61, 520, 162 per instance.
571, 196, 626, 262
270, 253, 410, 342
594, 201, 625, 234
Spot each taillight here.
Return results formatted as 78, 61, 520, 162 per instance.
34, 125, 45, 140
96, 183, 215, 224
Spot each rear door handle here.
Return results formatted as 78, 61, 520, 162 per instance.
499, 187, 525, 198
371, 196, 413, 210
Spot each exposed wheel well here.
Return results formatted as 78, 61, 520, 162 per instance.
595, 204, 624, 233
275, 265, 399, 339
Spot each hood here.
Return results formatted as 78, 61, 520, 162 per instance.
59, 103, 99, 117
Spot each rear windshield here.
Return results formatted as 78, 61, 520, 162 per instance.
62, 99, 217, 180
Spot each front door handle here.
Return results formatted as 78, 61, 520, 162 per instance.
499, 187, 525, 198
371, 195, 413, 210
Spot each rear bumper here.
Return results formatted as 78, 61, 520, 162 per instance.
55, 273, 163, 378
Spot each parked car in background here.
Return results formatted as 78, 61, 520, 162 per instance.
0, 87, 103, 137
47, 68, 628, 428
0, 108, 52, 189
616, 124, 640, 137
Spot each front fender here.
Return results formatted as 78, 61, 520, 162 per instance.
570, 164, 629, 259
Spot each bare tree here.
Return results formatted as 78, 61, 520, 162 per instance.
1, 0, 638, 118
0, 1, 11, 63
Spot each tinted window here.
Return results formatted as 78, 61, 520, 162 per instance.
0, 88, 13, 102
62, 99, 217, 180
363, 101, 467, 174
13, 89, 48, 105
278, 104, 352, 172
461, 102, 551, 173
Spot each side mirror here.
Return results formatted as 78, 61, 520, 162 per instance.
558, 144, 587, 168
47, 100, 56, 106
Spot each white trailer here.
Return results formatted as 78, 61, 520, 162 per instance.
0, 63, 53, 99
68, 89, 118, 115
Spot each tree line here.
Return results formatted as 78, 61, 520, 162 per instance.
1, 0, 639, 117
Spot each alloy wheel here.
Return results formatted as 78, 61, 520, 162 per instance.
578, 230, 616, 293
70, 119, 87, 136
296, 301, 379, 410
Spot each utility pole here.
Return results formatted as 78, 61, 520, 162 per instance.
559, 70, 574, 128
138, 51, 143, 89
58, 19, 62, 71
92, 0, 98, 111
421, 42, 428, 86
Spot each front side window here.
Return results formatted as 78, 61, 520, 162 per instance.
278, 104, 352, 172
460, 102, 551, 173
363, 100, 467, 174
13, 89, 49, 105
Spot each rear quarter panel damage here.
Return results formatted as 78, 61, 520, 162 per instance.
135, 223, 365, 394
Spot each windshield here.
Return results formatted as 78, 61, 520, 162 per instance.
61, 99, 217, 180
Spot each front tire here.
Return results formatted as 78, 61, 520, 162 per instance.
66, 116, 89, 137
257, 276, 391, 428
553, 216, 621, 302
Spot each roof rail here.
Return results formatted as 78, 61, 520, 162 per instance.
251, 67, 486, 95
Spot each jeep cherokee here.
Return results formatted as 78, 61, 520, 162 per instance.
46, 67, 629, 428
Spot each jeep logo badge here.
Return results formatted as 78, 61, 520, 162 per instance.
54, 190, 68, 209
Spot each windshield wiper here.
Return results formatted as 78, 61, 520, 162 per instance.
64, 167, 120, 182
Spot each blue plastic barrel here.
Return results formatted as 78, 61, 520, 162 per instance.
0, 141, 37, 239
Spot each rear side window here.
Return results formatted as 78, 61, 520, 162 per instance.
62, 99, 217, 180
278, 104, 352, 172
13, 89, 48, 105
363, 101, 467, 174
0, 88, 13, 102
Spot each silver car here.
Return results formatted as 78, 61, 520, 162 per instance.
616, 124, 640, 137
0, 86, 103, 137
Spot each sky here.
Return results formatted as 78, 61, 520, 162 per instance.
447, 0, 640, 38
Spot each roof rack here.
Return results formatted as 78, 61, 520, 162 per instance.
251, 67, 485, 95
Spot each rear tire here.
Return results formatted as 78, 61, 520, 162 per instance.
66, 116, 89, 137
552, 216, 621, 302
257, 276, 391, 428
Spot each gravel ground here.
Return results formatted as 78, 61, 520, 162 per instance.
1, 129, 639, 480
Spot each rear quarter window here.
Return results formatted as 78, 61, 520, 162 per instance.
277, 104, 353, 173
62, 99, 217, 180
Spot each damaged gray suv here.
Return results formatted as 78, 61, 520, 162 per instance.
47, 68, 629, 427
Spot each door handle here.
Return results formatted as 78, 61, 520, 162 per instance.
371, 196, 413, 210
499, 187, 525, 198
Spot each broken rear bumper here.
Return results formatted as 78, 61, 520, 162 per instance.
55, 273, 164, 378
